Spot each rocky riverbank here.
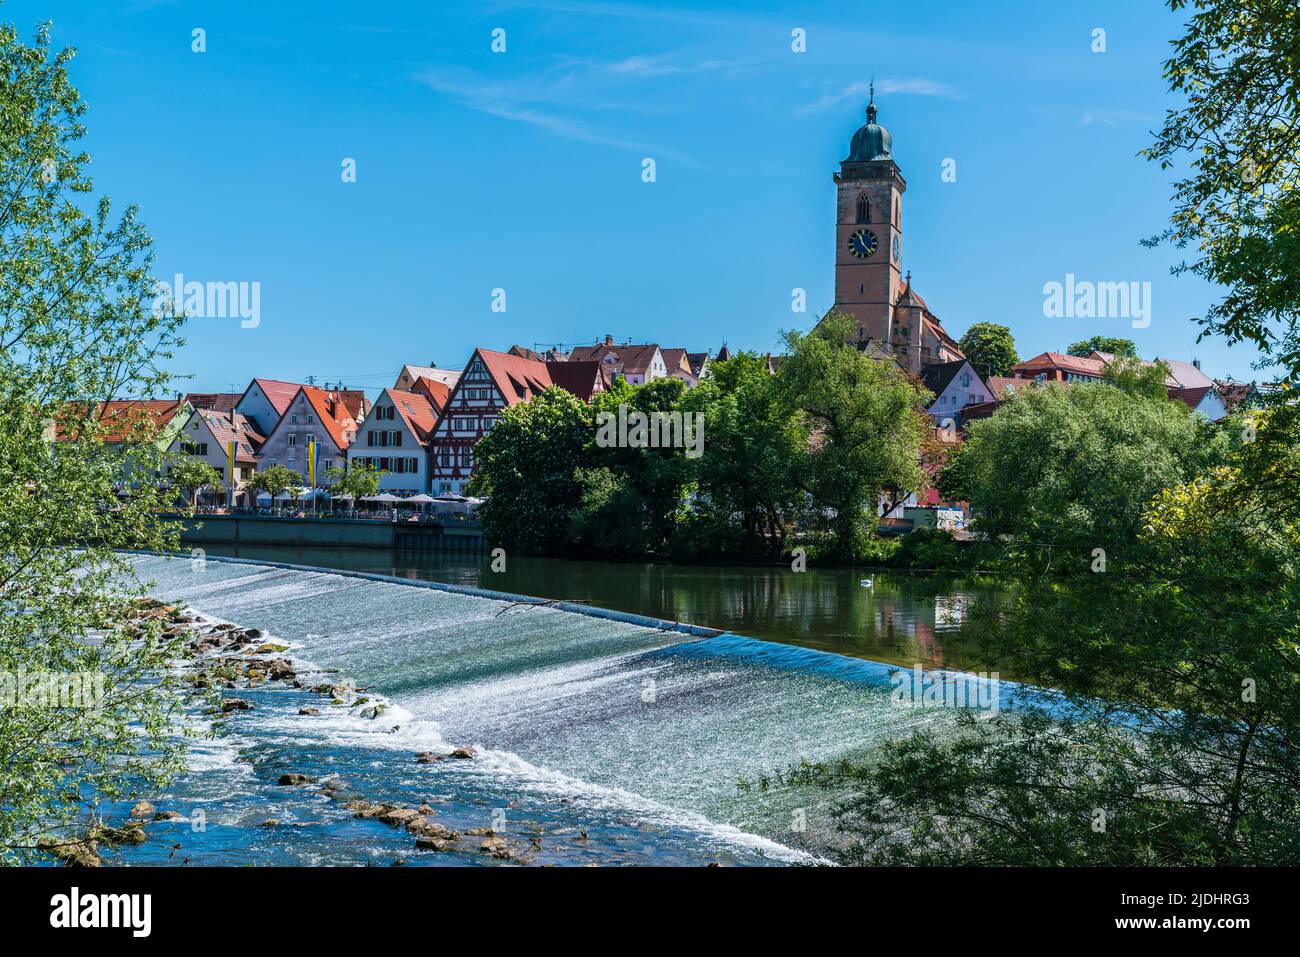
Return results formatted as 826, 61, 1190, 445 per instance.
43, 597, 544, 867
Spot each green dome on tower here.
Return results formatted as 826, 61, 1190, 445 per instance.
844, 85, 892, 162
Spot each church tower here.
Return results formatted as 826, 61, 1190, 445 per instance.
833, 86, 905, 353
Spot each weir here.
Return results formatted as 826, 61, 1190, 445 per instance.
128, 553, 1044, 862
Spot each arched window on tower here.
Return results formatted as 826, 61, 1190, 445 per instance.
856, 193, 870, 224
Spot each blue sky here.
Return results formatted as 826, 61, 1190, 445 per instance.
11, 0, 1265, 394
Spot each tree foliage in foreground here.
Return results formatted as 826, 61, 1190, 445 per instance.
1143, 0, 1300, 380
0, 23, 195, 864
811, 402, 1298, 864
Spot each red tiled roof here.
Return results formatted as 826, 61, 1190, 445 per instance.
193, 410, 263, 464
185, 392, 241, 413
476, 349, 555, 406
985, 376, 1030, 397
545, 360, 606, 401
1013, 352, 1107, 378
616, 344, 661, 375
249, 379, 307, 416
56, 399, 184, 443
384, 388, 438, 445
299, 386, 362, 451
1215, 379, 1255, 408
411, 376, 451, 414
960, 399, 1003, 421
566, 342, 661, 375
660, 348, 692, 377
1170, 385, 1212, 410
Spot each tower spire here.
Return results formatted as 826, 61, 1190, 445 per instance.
866, 80, 877, 123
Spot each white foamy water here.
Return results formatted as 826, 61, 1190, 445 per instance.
131, 553, 972, 861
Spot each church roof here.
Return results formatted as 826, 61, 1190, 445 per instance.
844, 86, 892, 163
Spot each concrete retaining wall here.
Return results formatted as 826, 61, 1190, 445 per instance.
173, 515, 480, 551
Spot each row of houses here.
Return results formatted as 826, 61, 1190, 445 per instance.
61, 333, 1263, 508
917, 349, 1257, 427
66, 336, 734, 504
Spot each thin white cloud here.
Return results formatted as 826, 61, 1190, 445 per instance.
413, 68, 696, 162
1081, 108, 1155, 126
798, 77, 964, 115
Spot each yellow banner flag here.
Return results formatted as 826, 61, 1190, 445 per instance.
308, 439, 316, 488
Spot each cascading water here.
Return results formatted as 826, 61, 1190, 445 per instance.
119, 554, 992, 866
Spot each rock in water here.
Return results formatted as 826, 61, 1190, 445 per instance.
277, 773, 315, 786
38, 836, 101, 868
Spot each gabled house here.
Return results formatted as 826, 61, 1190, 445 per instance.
395, 363, 461, 393
234, 379, 307, 435
508, 344, 568, 362
686, 352, 711, 381
921, 358, 995, 424
1011, 352, 1107, 384
428, 349, 608, 495
184, 392, 242, 414
408, 376, 451, 417
51, 398, 193, 449
348, 388, 438, 495
50, 398, 194, 486
168, 408, 263, 504
569, 337, 668, 385
545, 359, 608, 402
1171, 386, 1229, 421
660, 348, 699, 387
257, 386, 365, 487
427, 349, 553, 496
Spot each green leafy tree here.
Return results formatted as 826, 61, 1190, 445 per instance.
324, 460, 387, 502
957, 322, 1019, 378
940, 380, 1225, 557
247, 464, 300, 500
781, 311, 932, 559
1143, 0, 1300, 379
675, 353, 808, 559
0, 23, 194, 864
811, 411, 1296, 865
166, 454, 223, 507
469, 387, 593, 553
585, 375, 698, 556
1102, 356, 1172, 401
1067, 335, 1138, 358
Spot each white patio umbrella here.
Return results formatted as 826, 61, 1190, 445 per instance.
403, 494, 436, 505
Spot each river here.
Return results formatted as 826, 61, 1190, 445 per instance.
190, 543, 1001, 672
105, 549, 1014, 867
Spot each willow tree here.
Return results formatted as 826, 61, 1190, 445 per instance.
0, 23, 192, 864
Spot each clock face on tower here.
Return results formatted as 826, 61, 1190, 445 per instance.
848, 228, 878, 259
